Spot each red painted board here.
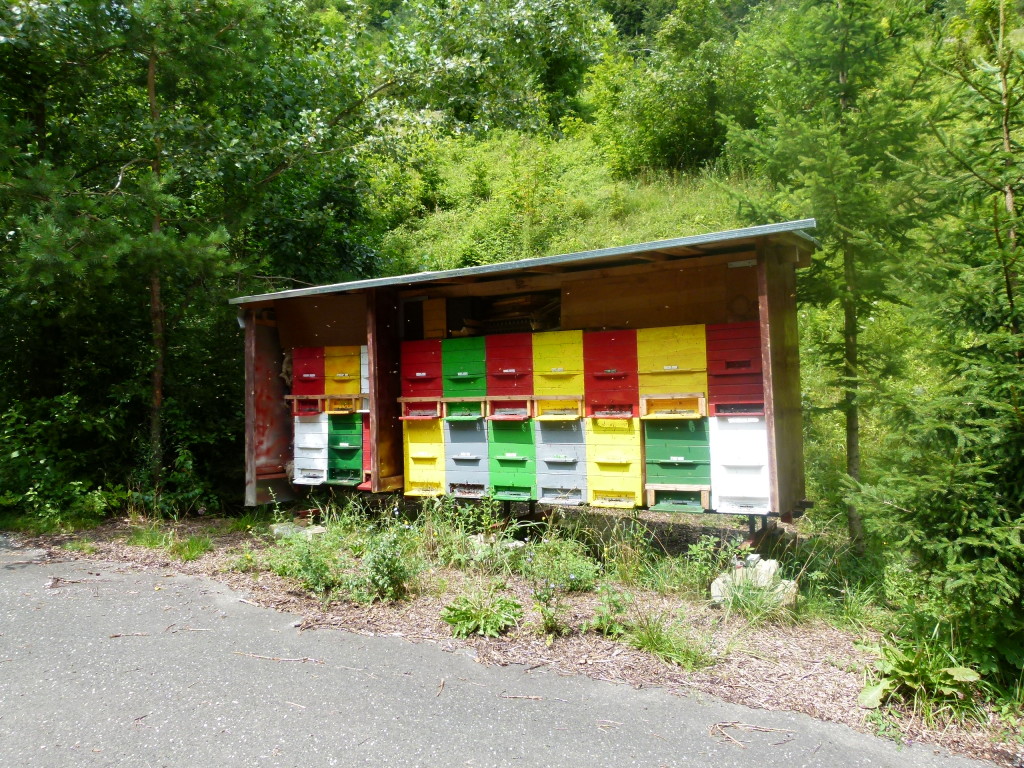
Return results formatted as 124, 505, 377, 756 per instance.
401, 339, 443, 397
706, 322, 760, 342
486, 333, 533, 396
583, 329, 637, 360
707, 355, 763, 375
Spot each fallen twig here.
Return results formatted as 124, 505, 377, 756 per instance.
499, 691, 543, 701
46, 576, 83, 588
436, 679, 445, 697
110, 633, 149, 638
233, 651, 324, 664
709, 721, 795, 748
285, 701, 306, 709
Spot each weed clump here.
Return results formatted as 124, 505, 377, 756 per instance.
442, 585, 523, 638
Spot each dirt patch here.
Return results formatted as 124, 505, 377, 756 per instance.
17, 517, 1022, 767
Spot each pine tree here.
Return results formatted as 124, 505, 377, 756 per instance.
726, 0, 926, 551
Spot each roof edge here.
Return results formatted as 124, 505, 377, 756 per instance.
229, 218, 817, 306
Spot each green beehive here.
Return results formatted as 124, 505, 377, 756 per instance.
442, 337, 486, 397
488, 420, 537, 500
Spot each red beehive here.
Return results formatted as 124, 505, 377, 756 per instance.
583, 329, 638, 418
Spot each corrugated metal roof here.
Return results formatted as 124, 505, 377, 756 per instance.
229, 219, 818, 306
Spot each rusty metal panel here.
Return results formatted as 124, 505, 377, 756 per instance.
244, 308, 294, 506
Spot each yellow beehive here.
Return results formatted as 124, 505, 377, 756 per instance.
637, 325, 707, 396
532, 330, 584, 396
324, 345, 362, 395
584, 418, 642, 507
403, 419, 445, 496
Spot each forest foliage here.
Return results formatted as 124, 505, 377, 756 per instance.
1, 0, 1022, 687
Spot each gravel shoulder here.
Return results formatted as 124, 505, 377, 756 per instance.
4, 519, 1019, 767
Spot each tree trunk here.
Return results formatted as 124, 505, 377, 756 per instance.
147, 48, 165, 498
998, 0, 1021, 337
149, 268, 165, 491
843, 241, 865, 553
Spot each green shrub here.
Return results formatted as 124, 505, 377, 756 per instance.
61, 538, 98, 554
442, 586, 523, 638
683, 535, 742, 594
531, 581, 569, 639
719, 577, 795, 626
267, 536, 345, 599
127, 523, 174, 549
859, 633, 983, 721
168, 535, 213, 562
601, 518, 657, 586
520, 536, 600, 592
229, 543, 262, 573
581, 584, 632, 638
359, 530, 415, 602
0, 396, 116, 532
626, 611, 714, 670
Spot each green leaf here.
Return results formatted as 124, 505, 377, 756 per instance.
941, 666, 980, 683
858, 680, 892, 709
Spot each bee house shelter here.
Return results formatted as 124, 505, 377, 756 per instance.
230, 219, 817, 523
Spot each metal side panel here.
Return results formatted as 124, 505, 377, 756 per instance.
245, 309, 295, 506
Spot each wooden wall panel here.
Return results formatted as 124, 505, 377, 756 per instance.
367, 288, 404, 491
276, 294, 368, 348
757, 242, 804, 522
561, 262, 759, 330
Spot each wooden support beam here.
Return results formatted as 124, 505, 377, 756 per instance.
399, 250, 757, 300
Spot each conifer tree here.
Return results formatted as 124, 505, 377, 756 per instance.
727, 0, 925, 551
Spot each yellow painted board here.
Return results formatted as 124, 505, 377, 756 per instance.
638, 370, 708, 396
587, 483, 642, 508
403, 420, 445, 494
585, 418, 642, 500
637, 325, 706, 374
586, 418, 642, 445
324, 346, 362, 395
532, 329, 582, 350
637, 324, 705, 347
533, 330, 584, 395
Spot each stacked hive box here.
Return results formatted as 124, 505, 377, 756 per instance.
290, 346, 371, 486
488, 420, 536, 501
292, 346, 325, 416
439, 337, 487, 497
400, 339, 444, 495
706, 323, 763, 416
535, 420, 586, 504
485, 333, 533, 419
403, 419, 445, 496
444, 419, 488, 498
532, 330, 584, 420
582, 331, 641, 507
644, 419, 711, 511
705, 322, 769, 513
327, 413, 363, 486
637, 324, 710, 511
585, 417, 643, 507
393, 322, 770, 515
709, 415, 770, 514
583, 330, 638, 419
293, 412, 329, 485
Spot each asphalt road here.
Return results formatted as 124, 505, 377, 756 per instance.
0, 535, 992, 768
